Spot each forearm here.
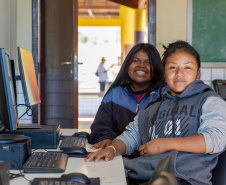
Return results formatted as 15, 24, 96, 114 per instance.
162, 134, 206, 153
174, 134, 205, 153
140, 134, 206, 156
116, 116, 141, 154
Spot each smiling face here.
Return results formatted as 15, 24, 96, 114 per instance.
128, 50, 152, 91
165, 51, 200, 96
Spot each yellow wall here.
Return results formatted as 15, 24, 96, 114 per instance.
78, 18, 120, 26
156, 0, 187, 55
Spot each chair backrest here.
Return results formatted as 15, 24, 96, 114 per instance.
211, 150, 226, 185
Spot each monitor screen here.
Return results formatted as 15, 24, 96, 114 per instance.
0, 49, 18, 131
17, 47, 41, 106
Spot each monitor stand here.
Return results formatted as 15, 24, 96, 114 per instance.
17, 123, 42, 129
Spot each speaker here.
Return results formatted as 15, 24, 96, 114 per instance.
0, 161, 10, 185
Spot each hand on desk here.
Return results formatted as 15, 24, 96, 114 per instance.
90, 139, 112, 150
84, 147, 115, 162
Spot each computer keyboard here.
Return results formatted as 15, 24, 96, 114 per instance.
32, 178, 100, 185
23, 151, 68, 173
59, 137, 87, 150
34, 181, 85, 185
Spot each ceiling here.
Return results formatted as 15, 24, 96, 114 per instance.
78, 0, 148, 19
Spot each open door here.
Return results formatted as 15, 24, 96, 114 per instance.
38, 0, 78, 128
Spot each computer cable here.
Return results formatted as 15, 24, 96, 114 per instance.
9, 160, 32, 183
17, 104, 33, 119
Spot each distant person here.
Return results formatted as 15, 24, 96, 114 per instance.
96, 57, 114, 96
96, 57, 107, 95
89, 43, 169, 150
85, 41, 226, 185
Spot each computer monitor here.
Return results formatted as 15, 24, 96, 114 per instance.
0, 49, 18, 131
17, 47, 41, 106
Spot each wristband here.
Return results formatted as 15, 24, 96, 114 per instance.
106, 146, 116, 154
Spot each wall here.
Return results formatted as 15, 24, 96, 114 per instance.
16, 0, 32, 123
0, 0, 11, 52
156, 0, 187, 55
17, 0, 32, 51
0, 0, 17, 65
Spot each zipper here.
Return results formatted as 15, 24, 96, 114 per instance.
136, 103, 139, 113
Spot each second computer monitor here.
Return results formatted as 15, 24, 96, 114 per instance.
17, 47, 41, 106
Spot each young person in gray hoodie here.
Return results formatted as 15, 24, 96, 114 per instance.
85, 41, 226, 185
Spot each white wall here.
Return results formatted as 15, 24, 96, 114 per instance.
0, 0, 17, 59
17, 0, 32, 52
16, 0, 32, 123
0, 0, 11, 51
0, 0, 32, 124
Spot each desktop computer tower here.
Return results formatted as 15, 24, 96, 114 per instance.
6, 125, 60, 149
0, 138, 31, 169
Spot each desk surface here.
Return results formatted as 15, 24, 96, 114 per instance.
10, 129, 127, 185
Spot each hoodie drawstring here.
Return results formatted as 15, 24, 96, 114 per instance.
172, 99, 180, 138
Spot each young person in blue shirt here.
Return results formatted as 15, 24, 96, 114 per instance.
85, 41, 226, 185
89, 43, 169, 150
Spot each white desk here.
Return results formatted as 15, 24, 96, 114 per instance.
10, 129, 127, 185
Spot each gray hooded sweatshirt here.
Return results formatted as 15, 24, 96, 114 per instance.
116, 80, 226, 185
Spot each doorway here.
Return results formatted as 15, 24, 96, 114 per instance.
78, 26, 121, 129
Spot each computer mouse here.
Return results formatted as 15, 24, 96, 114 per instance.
60, 172, 91, 184
63, 146, 88, 154
72, 131, 90, 138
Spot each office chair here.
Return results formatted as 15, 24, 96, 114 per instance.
141, 156, 179, 185
211, 149, 226, 185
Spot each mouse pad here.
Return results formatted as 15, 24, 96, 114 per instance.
32, 177, 100, 185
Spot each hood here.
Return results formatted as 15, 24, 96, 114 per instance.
164, 80, 214, 100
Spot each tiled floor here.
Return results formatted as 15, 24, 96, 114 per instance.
78, 114, 95, 129
78, 95, 102, 129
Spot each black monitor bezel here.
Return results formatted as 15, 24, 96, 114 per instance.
0, 49, 18, 131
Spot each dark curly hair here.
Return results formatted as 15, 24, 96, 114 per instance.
162, 40, 201, 73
